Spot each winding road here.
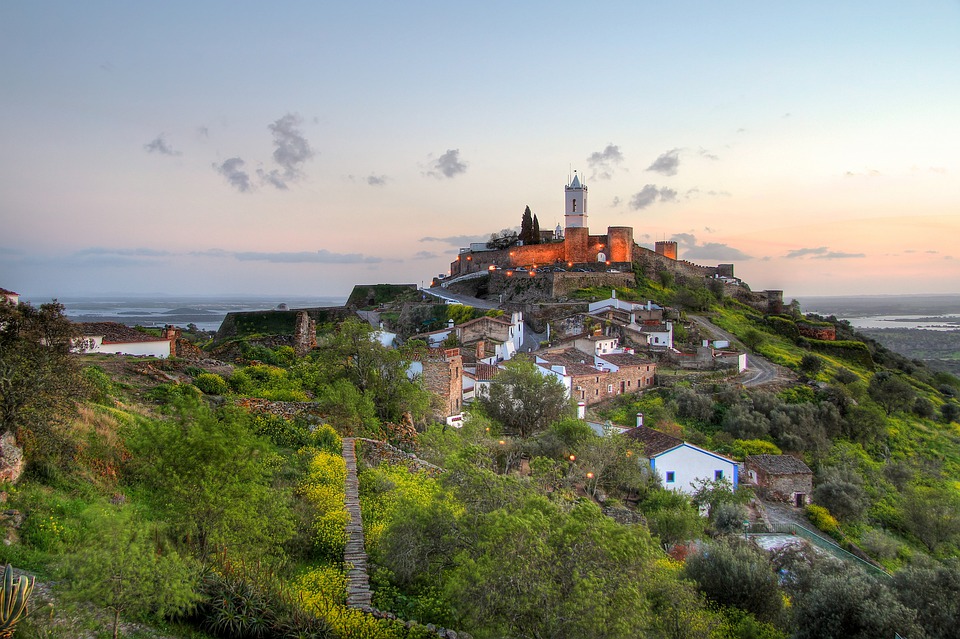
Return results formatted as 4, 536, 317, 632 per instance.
688, 314, 784, 387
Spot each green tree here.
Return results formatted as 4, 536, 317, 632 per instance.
531, 213, 541, 244
741, 328, 766, 351
813, 468, 869, 522
298, 319, 431, 425
798, 354, 823, 377
65, 511, 199, 639
0, 300, 85, 470
477, 359, 571, 438
892, 559, 960, 638
445, 498, 667, 639
684, 538, 784, 625
790, 566, 919, 639
520, 206, 533, 244
127, 399, 294, 559
868, 371, 916, 415
942, 401, 960, 424
902, 484, 960, 553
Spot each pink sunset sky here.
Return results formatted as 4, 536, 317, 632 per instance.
2, 1, 958, 299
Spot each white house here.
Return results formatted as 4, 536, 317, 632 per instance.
0, 288, 19, 305
626, 424, 738, 494
74, 322, 175, 358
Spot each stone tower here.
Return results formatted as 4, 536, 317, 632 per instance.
564, 171, 588, 229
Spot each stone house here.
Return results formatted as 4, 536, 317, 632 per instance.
408, 347, 463, 424
744, 454, 813, 506
534, 347, 656, 406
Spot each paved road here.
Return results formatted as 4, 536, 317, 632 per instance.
420, 287, 500, 310
688, 314, 782, 387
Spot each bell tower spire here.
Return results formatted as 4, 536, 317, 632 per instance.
564, 170, 588, 229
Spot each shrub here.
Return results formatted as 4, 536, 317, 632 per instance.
684, 538, 784, 624
805, 504, 840, 537
299, 450, 348, 561
194, 373, 230, 395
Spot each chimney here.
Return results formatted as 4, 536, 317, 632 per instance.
636, 412, 644, 427
612, 289, 617, 299
448, 319, 455, 329
577, 401, 586, 419
476, 340, 484, 359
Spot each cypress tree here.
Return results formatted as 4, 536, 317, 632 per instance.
520, 206, 533, 244
532, 214, 541, 244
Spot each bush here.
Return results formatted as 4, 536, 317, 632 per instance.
684, 538, 784, 624
194, 372, 230, 395
805, 504, 840, 537
813, 471, 869, 522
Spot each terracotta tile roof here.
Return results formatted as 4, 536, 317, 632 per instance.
475, 363, 501, 381
746, 454, 812, 475
624, 425, 683, 456
538, 349, 601, 376
596, 352, 654, 367
76, 322, 167, 344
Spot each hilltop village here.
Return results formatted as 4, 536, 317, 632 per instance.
2, 173, 960, 639
210, 173, 802, 427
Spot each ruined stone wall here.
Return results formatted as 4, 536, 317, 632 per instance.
550, 271, 636, 298
355, 438, 445, 477
293, 310, 317, 357
421, 348, 463, 419
797, 322, 835, 341
234, 397, 325, 420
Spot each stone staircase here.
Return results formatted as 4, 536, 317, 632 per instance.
342, 438, 373, 609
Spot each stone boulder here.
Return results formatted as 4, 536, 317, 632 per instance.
0, 432, 24, 485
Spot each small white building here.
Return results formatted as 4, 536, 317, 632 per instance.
74, 322, 175, 358
0, 288, 19, 306
626, 424, 738, 494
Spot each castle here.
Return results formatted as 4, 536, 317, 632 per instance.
448, 172, 736, 283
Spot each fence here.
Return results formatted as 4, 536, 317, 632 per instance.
752, 523, 891, 580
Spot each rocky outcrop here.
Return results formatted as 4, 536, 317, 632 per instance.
0, 432, 24, 485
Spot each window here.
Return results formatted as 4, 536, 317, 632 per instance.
595, 389, 599, 396
607, 384, 613, 393
666, 471, 675, 483
572, 199, 577, 212
715, 470, 724, 480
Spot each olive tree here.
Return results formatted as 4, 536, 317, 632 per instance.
477, 359, 571, 438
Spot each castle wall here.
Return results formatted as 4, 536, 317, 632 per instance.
564, 227, 590, 263
655, 241, 678, 260
608, 227, 634, 263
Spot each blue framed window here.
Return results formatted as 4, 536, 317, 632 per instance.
666, 471, 675, 483
715, 470, 724, 480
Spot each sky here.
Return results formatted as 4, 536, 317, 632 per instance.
2, 1, 959, 300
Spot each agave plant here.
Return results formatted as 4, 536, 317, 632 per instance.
0, 564, 35, 638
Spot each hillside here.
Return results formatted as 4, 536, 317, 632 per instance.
1, 293, 959, 638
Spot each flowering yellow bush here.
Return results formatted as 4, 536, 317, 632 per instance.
300, 450, 348, 560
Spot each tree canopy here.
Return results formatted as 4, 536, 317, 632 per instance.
0, 299, 85, 469
477, 359, 571, 438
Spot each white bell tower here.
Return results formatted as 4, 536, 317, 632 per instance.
564, 171, 588, 229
